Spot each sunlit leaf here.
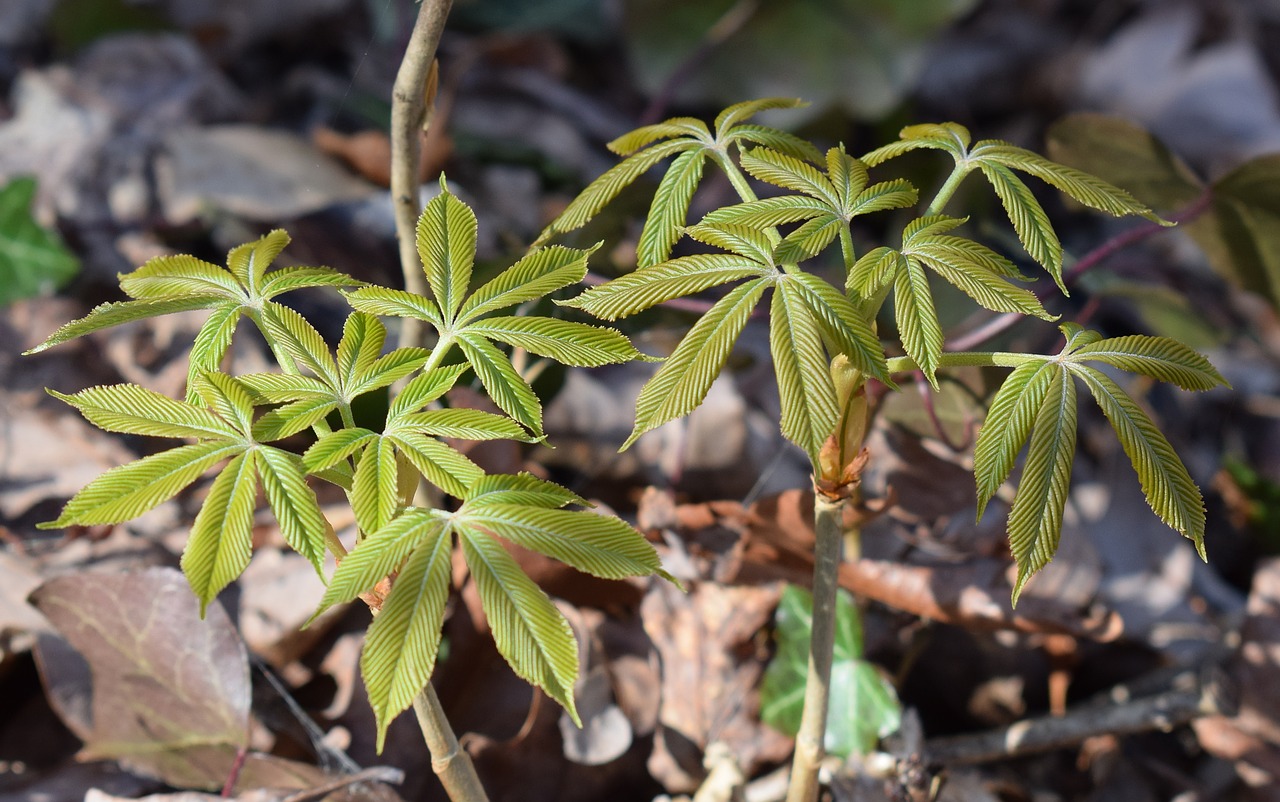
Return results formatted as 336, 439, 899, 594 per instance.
562, 254, 768, 321
460, 529, 580, 725
344, 286, 445, 327
313, 508, 442, 618
182, 451, 257, 615
387, 432, 483, 499
609, 118, 708, 155
251, 396, 339, 443
417, 186, 477, 321
303, 428, 378, 473
626, 279, 768, 449
972, 360, 1057, 518
396, 409, 533, 441
120, 254, 243, 300
783, 270, 888, 382
352, 438, 399, 536
893, 258, 943, 385
49, 384, 240, 440
42, 441, 244, 528
191, 372, 255, 437
258, 266, 362, 298
1071, 366, 1206, 555
337, 313, 386, 392
976, 162, 1064, 289
714, 98, 809, 139
24, 296, 225, 355
466, 316, 645, 367
462, 505, 669, 581
363, 523, 453, 752
256, 446, 328, 574
258, 303, 340, 389
457, 245, 592, 323
638, 148, 706, 268
771, 278, 838, 460
188, 304, 241, 403
227, 229, 290, 290
463, 472, 589, 509
387, 364, 470, 419
1068, 335, 1228, 391
456, 334, 543, 438
1007, 369, 1077, 604
347, 347, 432, 398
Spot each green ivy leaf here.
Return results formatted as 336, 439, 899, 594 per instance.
0, 176, 80, 306
760, 586, 901, 757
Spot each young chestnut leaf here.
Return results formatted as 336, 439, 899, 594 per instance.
25, 231, 362, 403
536, 99, 821, 267
862, 123, 1168, 289
974, 325, 1227, 603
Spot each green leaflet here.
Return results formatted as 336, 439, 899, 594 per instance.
457, 245, 590, 323
862, 122, 1165, 282
1070, 366, 1206, 554
337, 312, 386, 390
345, 286, 444, 325
1069, 335, 1227, 390
49, 384, 240, 441
304, 428, 378, 473
387, 365, 470, 419
464, 316, 646, 367
182, 451, 258, 615
463, 472, 590, 509
25, 296, 226, 355
417, 185, 477, 320
256, 446, 328, 575
1007, 368, 1077, 605
781, 269, 888, 383
228, 229, 290, 291
42, 441, 244, 528
393, 409, 534, 442
362, 522, 453, 752
189, 304, 241, 401
387, 433, 482, 499
352, 437, 400, 536
191, 372, 256, 436
973, 361, 1057, 518
313, 509, 443, 618
536, 99, 817, 251
638, 148, 706, 268
456, 333, 544, 439
259, 303, 340, 390
771, 279, 839, 461
564, 254, 769, 320
460, 529, 581, 727
625, 278, 769, 450
893, 256, 943, 386
460, 504, 672, 582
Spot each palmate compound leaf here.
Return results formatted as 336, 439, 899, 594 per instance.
537, 99, 818, 266
28, 229, 360, 403
861, 123, 1166, 286
975, 327, 1226, 603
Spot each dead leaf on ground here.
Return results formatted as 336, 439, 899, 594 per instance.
29, 567, 251, 790
641, 580, 791, 793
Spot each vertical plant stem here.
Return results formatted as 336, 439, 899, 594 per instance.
786, 493, 846, 802
392, 0, 453, 352
389, 4, 487, 802
413, 684, 489, 802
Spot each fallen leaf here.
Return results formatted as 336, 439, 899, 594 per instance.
29, 567, 251, 789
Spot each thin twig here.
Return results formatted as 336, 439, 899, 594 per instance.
391, 0, 453, 352
945, 189, 1214, 353
923, 668, 1232, 766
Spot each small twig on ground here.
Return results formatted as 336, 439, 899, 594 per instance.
923, 667, 1234, 766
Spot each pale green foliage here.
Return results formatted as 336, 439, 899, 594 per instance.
33, 184, 669, 753
547, 101, 1223, 606
862, 122, 1168, 289
973, 324, 1226, 602
29, 98, 1228, 767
